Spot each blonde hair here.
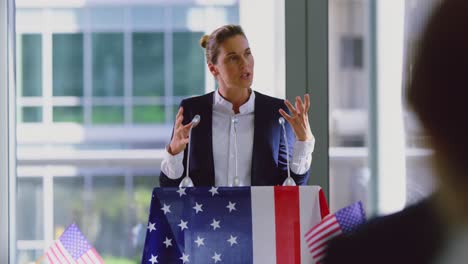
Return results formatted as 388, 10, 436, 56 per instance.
200, 24, 246, 64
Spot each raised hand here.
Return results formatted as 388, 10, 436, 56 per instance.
168, 107, 197, 155
278, 94, 314, 142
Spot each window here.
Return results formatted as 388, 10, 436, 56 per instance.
173, 32, 205, 96
21, 106, 42, 123
92, 33, 124, 97
340, 36, 363, 69
53, 33, 84, 97
17, 178, 43, 240
18, 34, 42, 97
14, 3, 240, 264
132, 33, 165, 97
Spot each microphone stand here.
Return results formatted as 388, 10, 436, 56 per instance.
279, 117, 296, 186
179, 115, 200, 188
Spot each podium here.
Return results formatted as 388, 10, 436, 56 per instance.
141, 186, 329, 264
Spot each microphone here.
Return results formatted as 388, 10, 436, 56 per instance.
179, 114, 201, 188
278, 117, 296, 186
231, 116, 241, 187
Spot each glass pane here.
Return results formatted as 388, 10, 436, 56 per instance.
17, 178, 43, 240
403, 0, 438, 205
173, 32, 205, 96
53, 106, 84, 123
132, 33, 164, 97
92, 33, 124, 97
91, 176, 129, 261
53, 33, 84, 96
54, 177, 85, 238
133, 105, 165, 124
21, 106, 42, 123
17, 249, 44, 264
130, 176, 157, 260
18, 34, 42, 97
92, 106, 124, 124
329, 0, 371, 212
340, 36, 364, 69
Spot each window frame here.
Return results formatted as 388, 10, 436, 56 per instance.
1, 0, 17, 262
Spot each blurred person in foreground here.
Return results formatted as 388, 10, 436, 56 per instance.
324, 1, 468, 263
159, 25, 315, 187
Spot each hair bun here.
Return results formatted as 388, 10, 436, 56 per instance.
200, 35, 210, 48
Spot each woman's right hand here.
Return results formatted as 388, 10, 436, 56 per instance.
168, 107, 196, 155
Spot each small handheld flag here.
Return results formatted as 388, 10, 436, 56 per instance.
305, 201, 366, 264
43, 223, 104, 264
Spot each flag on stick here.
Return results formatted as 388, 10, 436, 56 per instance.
44, 223, 104, 264
305, 201, 366, 264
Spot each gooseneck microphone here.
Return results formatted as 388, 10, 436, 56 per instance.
232, 116, 241, 187
179, 114, 201, 188
279, 117, 296, 186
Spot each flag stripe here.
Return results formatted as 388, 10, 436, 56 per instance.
305, 214, 334, 238
88, 248, 105, 263
274, 186, 300, 264
299, 186, 322, 264
305, 218, 338, 243
251, 187, 277, 264
310, 225, 341, 248
309, 227, 342, 252
56, 241, 75, 264
76, 258, 85, 264
46, 248, 60, 264
46, 254, 54, 264
318, 189, 330, 219
52, 241, 70, 264
312, 247, 326, 259
80, 252, 94, 264
50, 245, 65, 264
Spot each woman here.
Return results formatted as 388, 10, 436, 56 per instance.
160, 24, 315, 187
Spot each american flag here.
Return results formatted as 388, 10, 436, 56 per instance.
141, 186, 329, 264
44, 223, 104, 264
305, 201, 366, 264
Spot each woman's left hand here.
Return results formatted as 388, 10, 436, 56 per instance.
279, 94, 314, 142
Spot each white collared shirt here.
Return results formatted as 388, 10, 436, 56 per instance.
160, 90, 315, 186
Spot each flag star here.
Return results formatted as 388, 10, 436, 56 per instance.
178, 219, 188, 231
177, 187, 187, 197
193, 202, 203, 214
161, 203, 171, 215
147, 222, 156, 232
209, 186, 219, 196
227, 235, 238, 246
210, 219, 221, 230
194, 236, 205, 247
226, 201, 236, 212
149, 254, 158, 264
212, 252, 222, 263
163, 237, 172, 248
180, 253, 190, 263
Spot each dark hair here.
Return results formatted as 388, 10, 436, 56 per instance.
200, 24, 246, 64
406, 0, 468, 168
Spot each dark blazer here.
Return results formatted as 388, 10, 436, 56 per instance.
323, 196, 444, 264
159, 91, 310, 187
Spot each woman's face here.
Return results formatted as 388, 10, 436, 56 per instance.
210, 34, 254, 91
